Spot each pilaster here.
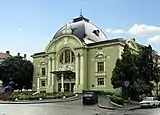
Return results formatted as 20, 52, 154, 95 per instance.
80, 52, 84, 89
61, 74, 64, 92
37, 77, 40, 93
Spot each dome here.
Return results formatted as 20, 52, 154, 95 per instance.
53, 15, 108, 43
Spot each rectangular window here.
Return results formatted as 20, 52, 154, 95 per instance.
41, 81, 45, 87
42, 68, 46, 76
65, 50, 70, 63
97, 62, 104, 72
97, 78, 104, 86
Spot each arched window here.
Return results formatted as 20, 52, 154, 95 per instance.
60, 50, 75, 64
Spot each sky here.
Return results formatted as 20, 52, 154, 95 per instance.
0, 0, 160, 61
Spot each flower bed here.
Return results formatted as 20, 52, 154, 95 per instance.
8, 92, 74, 101
103, 91, 124, 105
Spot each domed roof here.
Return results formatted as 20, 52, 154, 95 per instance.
53, 15, 108, 43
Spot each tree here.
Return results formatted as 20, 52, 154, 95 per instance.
111, 58, 124, 88
137, 45, 154, 96
111, 44, 138, 99
0, 56, 33, 90
152, 51, 160, 97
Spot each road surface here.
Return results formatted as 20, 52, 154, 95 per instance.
0, 98, 160, 115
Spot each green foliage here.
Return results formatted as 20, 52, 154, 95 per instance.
111, 44, 138, 89
0, 56, 34, 90
110, 95, 124, 105
8, 92, 74, 101
111, 44, 160, 100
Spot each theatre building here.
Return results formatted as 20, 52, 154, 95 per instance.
31, 15, 139, 93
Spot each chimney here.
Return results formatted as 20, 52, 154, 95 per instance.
24, 54, 27, 59
6, 51, 10, 54
17, 53, 20, 56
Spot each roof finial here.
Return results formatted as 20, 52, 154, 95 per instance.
80, 9, 83, 17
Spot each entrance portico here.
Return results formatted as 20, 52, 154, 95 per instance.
51, 70, 75, 92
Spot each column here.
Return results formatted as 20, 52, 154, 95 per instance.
80, 52, 84, 89
69, 83, 71, 92
61, 74, 64, 92
37, 77, 40, 93
75, 53, 79, 85
47, 58, 52, 87
51, 57, 55, 86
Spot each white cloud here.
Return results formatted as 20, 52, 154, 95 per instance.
148, 35, 160, 44
105, 28, 125, 34
128, 24, 160, 37
18, 28, 24, 32
105, 29, 111, 33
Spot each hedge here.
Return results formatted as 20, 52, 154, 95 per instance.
8, 92, 74, 101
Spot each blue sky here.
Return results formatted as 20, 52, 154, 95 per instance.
0, 0, 160, 60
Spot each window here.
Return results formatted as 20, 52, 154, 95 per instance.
97, 78, 104, 86
97, 62, 104, 72
41, 81, 45, 87
42, 68, 46, 75
60, 50, 75, 64
65, 50, 70, 63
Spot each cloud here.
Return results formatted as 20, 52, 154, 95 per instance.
128, 24, 160, 37
18, 28, 24, 32
148, 35, 160, 44
105, 28, 125, 34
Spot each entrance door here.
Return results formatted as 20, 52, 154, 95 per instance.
64, 83, 69, 92
58, 83, 61, 92
71, 83, 75, 92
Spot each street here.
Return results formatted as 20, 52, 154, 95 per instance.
0, 99, 160, 115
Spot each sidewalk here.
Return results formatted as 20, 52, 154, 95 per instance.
0, 95, 81, 104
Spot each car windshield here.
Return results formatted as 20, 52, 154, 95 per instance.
84, 92, 93, 97
143, 97, 156, 101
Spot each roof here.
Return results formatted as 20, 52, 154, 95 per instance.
86, 38, 125, 46
53, 15, 108, 43
0, 52, 11, 59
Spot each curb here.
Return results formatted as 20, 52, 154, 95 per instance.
97, 103, 116, 110
128, 106, 141, 111
0, 96, 81, 104
105, 95, 141, 111
105, 95, 124, 108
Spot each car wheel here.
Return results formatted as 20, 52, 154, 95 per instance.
152, 104, 155, 108
83, 101, 85, 105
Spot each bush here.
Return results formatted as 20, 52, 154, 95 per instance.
110, 96, 124, 105
8, 91, 74, 101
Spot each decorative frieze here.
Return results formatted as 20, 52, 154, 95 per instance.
59, 64, 75, 71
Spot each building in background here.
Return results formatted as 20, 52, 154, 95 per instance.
0, 51, 11, 63
31, 15, 139, 93
0, 51, 11, 87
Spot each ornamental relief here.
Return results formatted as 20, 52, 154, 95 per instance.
58, 64, 75, 72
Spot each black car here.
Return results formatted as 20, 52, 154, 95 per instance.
82, 92, 98, 105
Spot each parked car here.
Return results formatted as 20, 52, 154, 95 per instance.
82, 92, 98, 105
139, 97, 160, 108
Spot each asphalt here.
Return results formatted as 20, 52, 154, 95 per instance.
0, 94, 141, 111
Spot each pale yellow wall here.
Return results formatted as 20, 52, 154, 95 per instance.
87, 44, 120, 92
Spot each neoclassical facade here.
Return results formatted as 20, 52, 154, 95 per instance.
31, 15, 139, 93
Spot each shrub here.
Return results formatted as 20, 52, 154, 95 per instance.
8, 92, 74, 101
110, 95, 124, 105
